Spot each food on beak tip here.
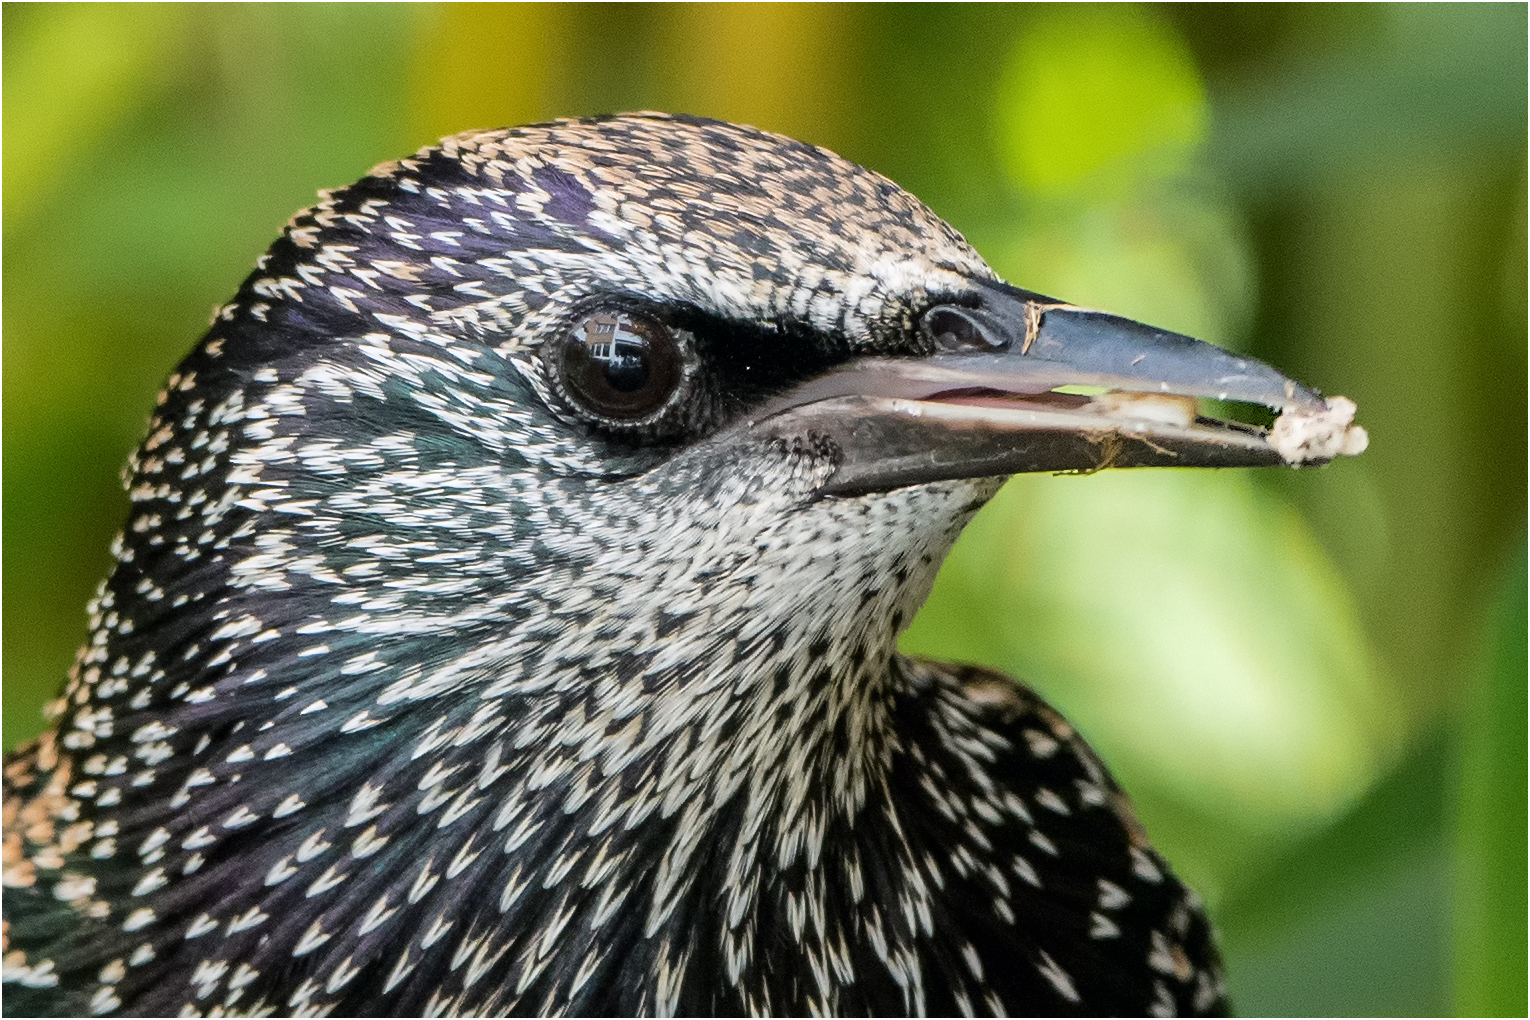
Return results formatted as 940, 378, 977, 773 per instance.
1268, 395, 1369, 464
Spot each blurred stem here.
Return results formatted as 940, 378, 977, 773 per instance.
1453, 535, 1528, 1015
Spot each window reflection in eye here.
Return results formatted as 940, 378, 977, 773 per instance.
561, 309, 683, 420
578, 314, 650, 392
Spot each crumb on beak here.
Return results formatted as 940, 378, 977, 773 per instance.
1268, 396, 1369, 464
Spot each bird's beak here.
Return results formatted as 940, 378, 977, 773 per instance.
750, 280, 1368, 497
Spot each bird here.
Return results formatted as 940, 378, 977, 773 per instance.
1, 113, 1366, 1018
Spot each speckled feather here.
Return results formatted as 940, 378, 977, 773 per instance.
3, 114, 1225, 1017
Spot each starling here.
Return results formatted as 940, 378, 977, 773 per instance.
2, 114, 1366, 1017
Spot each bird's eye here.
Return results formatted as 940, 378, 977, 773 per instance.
559, 310, 683, 421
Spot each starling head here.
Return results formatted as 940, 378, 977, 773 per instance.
3, 114, 1362, 1016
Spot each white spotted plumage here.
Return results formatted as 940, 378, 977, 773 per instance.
4, 114, 1225, 1017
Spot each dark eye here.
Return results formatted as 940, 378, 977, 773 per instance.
559, 310, 683, 420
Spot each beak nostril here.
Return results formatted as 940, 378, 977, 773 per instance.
922, 306, 1007, 353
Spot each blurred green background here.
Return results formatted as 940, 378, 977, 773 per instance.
3, 4, 1524, 1014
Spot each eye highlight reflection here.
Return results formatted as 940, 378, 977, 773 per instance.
560, 310, 683, 421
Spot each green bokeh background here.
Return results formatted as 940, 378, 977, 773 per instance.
3, 4, 1524, 1015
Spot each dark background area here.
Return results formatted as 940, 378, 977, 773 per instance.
4, 5, 1524, 1014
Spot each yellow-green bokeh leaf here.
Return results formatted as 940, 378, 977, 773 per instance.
993, 8, 1206, 197
3, 4, 190, 227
